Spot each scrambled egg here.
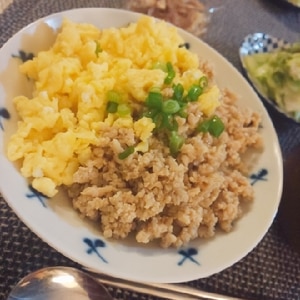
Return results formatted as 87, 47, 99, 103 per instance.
7, 16, 220, 197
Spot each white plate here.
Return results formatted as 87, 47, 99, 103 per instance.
0, 8, 283, 283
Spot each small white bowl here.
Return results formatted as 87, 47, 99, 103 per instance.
239, 33, 299, 123
0, 8, 283, 283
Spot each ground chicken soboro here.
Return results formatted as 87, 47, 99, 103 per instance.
7, 16, 263, 248
68, 89, 263, 248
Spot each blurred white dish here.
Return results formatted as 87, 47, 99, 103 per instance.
0, 8, 283, 283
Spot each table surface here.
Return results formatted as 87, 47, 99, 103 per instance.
1, 0, 300, 299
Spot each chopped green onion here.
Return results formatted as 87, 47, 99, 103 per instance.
173, 83, 184, 101
209, 115, 225, 137
118, 146, 135, 160
140, 73, 211, 156
162, 114, 178, 131
164, 62, 176, 85
152, 113, 163, 129
106, 101, 118, 113
95, 41, 102, 57
187, 84, 203, 101
196, 115, 225, 137
152, 61, 167, 72
169, 131, 185, 156
149, 86, 161, 93
197, 119, 210, 133
117, 103, 131, 116
162, 99, 180, 115
199, 76, 208, 88
146, 92, 163, 110
143, 109, 159, 119
107, 90, 121, 103
177, 105, 188, 118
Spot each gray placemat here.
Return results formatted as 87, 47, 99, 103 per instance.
1, 0, 300, 299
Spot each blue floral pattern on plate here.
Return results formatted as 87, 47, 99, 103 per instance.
250, 168, 268, 185
26, 185, 48, 207
12, 50, 34, 62
84, 238, 108, 264
0, 108, 10, 131
178, 248, 200, 266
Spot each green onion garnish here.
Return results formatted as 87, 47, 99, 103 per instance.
199, 76, 208, 88
197, 119, 210, 133
139, 65, 217, 156
177, 104, 188, 118
118, 146, 135, 160
164, 62, 176, 85
146, 92, 163, 110
209, 115, 225, 137
162, 99, 180, 115
106, 90, 131, 116
162, 114, 178, 131
107, 90, 121, 103
143, 109, 159, 119
187, 84, 203, 101
95, 41, 102, 57
169, 131, 185, 156
196, 115, 225, 137
173, 83, 184, 101
152, 61, 168, 72
117, 103, 131, 116
106, 101, 118, 113
152, 112, 163, 129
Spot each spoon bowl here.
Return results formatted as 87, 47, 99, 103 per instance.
7, 266, 113, 300
239, 33, 300, 123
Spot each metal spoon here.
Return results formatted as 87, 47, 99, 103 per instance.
7, 266, 247, 300
7, 266, 113, 300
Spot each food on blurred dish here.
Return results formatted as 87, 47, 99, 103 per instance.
125, 0, 210, 37
242, 43, 300, 121
286, 0, 300, 7
7, 16, 263, 247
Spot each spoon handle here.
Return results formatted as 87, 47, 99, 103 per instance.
86, 269, 245, 300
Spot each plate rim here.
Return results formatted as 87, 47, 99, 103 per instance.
0, 7, 283, 283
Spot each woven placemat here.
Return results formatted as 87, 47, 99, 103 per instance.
1, 0, 300, 299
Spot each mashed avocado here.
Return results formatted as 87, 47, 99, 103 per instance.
242, 43, 300, 120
